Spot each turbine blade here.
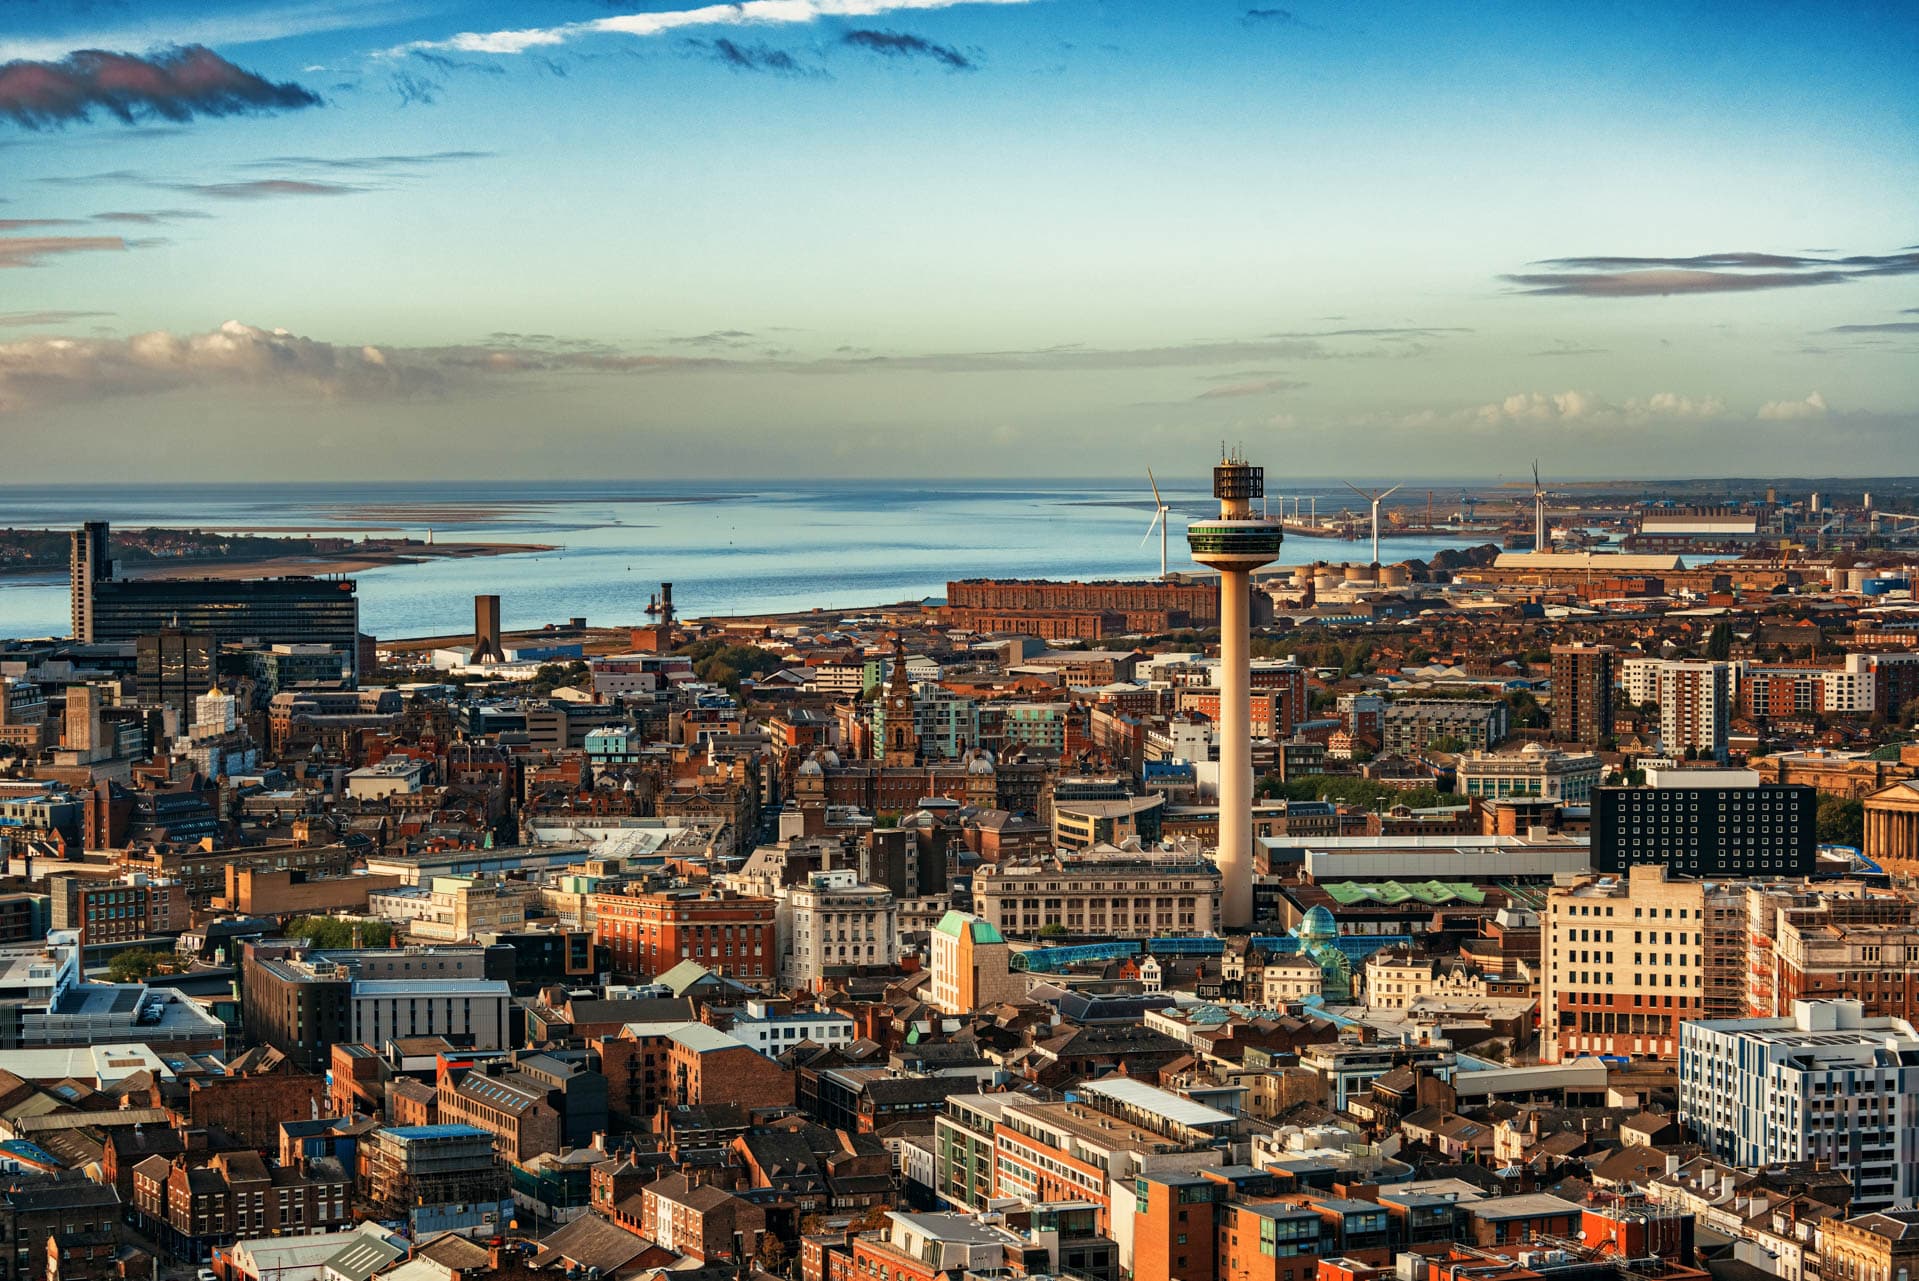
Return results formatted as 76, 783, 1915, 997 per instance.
1378, 485, 1402, 502
1343, 481, 1372, 503
1147, 468, 1163, 508
1140, 510, 1164, 547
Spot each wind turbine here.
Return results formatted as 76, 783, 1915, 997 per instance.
1139, 468, 1172, 579
1532, 460, 1548, 552
1343, 481, 1402, 566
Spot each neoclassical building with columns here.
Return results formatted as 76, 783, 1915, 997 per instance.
1864, 780, 1919, 871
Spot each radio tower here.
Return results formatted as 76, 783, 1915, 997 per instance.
1187, 450, 1284, 929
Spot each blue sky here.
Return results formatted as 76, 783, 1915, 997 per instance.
1, 0, 1915, 481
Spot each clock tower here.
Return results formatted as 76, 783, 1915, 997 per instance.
882, 637, 920, 767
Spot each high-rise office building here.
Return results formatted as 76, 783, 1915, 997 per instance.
69, 521, 110, 643
1550, 643, 1615, 746
135, 630, 216, 723
70, 524, 360, 677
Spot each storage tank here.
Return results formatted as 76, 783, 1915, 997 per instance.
1313, 570, 1342, 595
1378, 564, 1412, 587
1848, 568, 1872, 592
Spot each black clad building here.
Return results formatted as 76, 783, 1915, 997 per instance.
1595, 781, 1816, 877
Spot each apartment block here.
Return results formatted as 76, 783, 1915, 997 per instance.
1550, 644, 1615, 746
1681, 1000, 1919, 1212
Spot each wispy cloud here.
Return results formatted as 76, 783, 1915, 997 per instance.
0, 234, 127, 268
37, 169, 151, 187
398, 0, 1039, 57
1502, 249, 1919, 297
165, 178, 365, 199
1242, 8, 1298, 24
0, 310, 113, 327
670, 329, 756, 347
389, 72, 440, 105
91, 208, 213, 223
1194, 376, 1306, 400
842, 29, 973, 70
0, 218, 84, 230
39, 153, 485, 209
0, 320, 1453, 413
0, 46, 322, 130
688, 38, 813, 75
0, 2, 425, 64
1830, 321, 1919, 334
407, 51, 508, 78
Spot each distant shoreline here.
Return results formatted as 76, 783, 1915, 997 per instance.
0, 540, 554, 583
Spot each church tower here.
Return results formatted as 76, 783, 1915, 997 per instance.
882, 638, 920, 767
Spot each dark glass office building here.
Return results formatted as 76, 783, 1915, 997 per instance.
86, 577, 359, 675
135, 629, 216, 721
1595, 781, 1817, 877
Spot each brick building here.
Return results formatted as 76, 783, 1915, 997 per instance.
131, 1150, 350, 1262
435, 1061, 564, 1164
940, 578, 1222, 639
0, 1178, 123, 1281
182, 1062, 326, 1148
638, 1172, 765, 1262
48, 873, 188, 947
591, 888, 776, 984
1549, 644, 1615, 746
598, 1021, 793, 1123
217, 865, 404, 917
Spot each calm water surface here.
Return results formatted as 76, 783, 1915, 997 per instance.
0, 480, 1490, 639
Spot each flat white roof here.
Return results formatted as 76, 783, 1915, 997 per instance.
1076, 1077, 1235, 1128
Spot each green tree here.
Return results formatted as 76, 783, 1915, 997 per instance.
1507, 690, 1546, 730
1706, 622, 1734, 662
675, 640, 783, 692
1816, 795, 1866, 848
107, 949, 168, 983
284, 916, 393, 949
1260, 774, 1449, 810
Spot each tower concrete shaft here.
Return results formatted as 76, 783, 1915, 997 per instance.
1187, 454, 1284, 930
1217, 561, 1253, 927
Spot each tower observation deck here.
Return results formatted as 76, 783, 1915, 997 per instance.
1186, 454, 1283, 928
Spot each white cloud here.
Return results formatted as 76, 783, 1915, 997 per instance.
0, 0, 412, 62
1757, 390, 1829, 420
0, 320, 442, 413
400, 0, 1039, 56
1463, 389, 1727, 428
